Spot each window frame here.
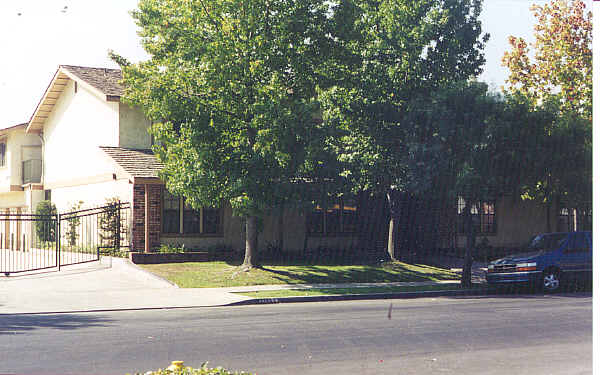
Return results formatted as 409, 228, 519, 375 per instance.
160, 188, 223, 237
0, 138, 6, 168
306, 197, 360, 237
457, 197, 497, 236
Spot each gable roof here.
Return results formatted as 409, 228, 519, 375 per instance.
27, 65, 123, 133
100, 146, 164, 180
60, 65, 123, 97
0, 123, 27, 135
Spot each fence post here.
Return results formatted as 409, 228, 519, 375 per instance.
56, 213, 61, 271
116, 201, 121, 252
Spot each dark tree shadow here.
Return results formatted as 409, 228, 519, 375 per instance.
0, 313, 113, 335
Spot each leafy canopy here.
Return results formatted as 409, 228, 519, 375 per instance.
502, 0, 592, 119
318, 0, 489, 196
113, 0, 341, 216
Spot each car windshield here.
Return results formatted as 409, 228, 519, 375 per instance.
526, 233, 568, 251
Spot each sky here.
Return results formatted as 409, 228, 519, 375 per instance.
0, 0, 592, 128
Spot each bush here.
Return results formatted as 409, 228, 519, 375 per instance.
132, 364, 253, 375
35, 200, 57, 242
158, 244, 186, 253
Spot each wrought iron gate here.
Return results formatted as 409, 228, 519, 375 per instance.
0, 202, 130, 275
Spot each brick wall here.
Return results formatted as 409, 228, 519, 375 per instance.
132, 184, 162, 251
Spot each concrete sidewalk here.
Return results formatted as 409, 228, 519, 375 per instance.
0, 257, 486, 314
0, 257, 252, 314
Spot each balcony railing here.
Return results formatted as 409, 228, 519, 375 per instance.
22, 159, 42, 184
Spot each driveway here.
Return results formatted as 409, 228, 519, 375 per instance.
0, 257, 250, 314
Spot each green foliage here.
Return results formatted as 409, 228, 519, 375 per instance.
99, 197, 127, 250
34, 200, 57, 242
64, 200, 83, 246
158, 243, 186, 254
319, 0, 489, 197
112, 0, 340, 218
502, 0, 592, 227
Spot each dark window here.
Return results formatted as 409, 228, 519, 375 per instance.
183, 201, 201, 234
576, 207, 592, 231
162, 188, 222, 235
202, 208, 220, 234
457, 197, 496, 235
307, 198, 359, 236
558, 207, 592, 232
162, 190, 180, 234
558, 208, 574, 232
0, 141, 6, 167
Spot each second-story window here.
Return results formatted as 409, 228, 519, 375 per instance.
0, 140, 6, 167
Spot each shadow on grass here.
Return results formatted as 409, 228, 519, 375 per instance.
0, 313, 113, 335
250, 261, 458, 285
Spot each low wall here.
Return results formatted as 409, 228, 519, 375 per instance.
129, 251, 235, 264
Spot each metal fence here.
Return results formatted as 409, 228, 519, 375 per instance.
0, 202, 130, 275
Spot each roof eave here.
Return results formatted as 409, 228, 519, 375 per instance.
26, 66, 121, 134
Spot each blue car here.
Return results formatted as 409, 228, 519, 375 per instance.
486, 231, 592, 292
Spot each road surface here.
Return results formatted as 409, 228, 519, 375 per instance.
0, 293, 592, 374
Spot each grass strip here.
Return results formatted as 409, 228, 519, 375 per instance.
139, 261, 459, 288
235, 284, 484, 298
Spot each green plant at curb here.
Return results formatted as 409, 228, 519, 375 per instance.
35, 200, 57, 242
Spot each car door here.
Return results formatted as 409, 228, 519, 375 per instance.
559, 232, 589, 276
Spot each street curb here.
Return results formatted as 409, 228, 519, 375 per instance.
226, 288, 492, 306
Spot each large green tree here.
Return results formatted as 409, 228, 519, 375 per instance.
502, 0, 592, 230
112, 0, 342, 269
424, 83, 555, 286
318, 0, 489, 260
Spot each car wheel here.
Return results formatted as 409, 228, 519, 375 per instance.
542, 269, 560, 292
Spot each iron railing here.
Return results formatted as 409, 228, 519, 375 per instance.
0, 202, 130, 275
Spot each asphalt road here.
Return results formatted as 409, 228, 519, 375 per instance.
0, 293, 592, 375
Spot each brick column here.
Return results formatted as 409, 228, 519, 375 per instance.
132, 184, 162, 252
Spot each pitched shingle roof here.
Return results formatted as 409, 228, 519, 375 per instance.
100, 146, 164, 179
60, 65, 123, 96
0, 122, 27, 133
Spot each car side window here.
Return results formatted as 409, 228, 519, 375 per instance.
566, 233, 589, 253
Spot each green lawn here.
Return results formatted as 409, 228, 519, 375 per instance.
139, 261, 459, 288
235, 284, 475, 298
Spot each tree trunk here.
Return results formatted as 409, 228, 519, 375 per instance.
387, 190, 400, 261
461, 198, 475, 288
242, 215, 258, 271
545, 198, 552, 233
277, 205, 284, 251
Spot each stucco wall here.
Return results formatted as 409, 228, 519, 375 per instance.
43, 79, 120, 186
119, 103, 152, 149
0, 191, 27, 209
457, 197, 558, 248
49, 179, 132, 213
